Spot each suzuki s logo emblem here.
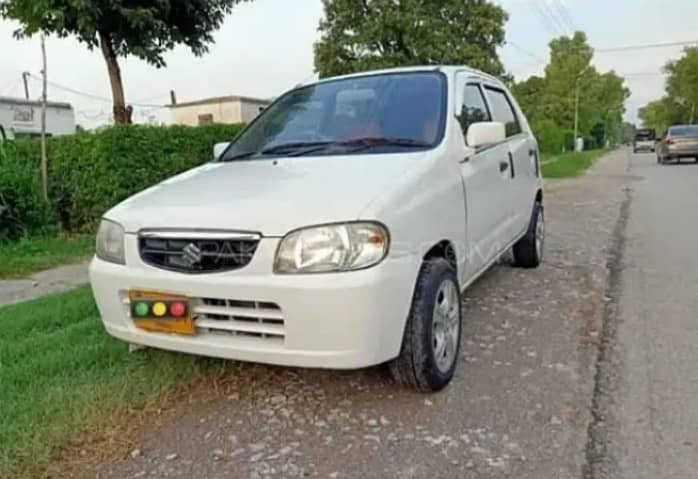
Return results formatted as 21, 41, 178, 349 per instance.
182, 243, 203, 266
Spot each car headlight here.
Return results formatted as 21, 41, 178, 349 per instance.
274, 222, 389, 273
96, 219, 126, 265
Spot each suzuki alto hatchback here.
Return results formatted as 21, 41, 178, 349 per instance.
90, 66, 544, 392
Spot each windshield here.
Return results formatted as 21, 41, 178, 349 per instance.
220, 71, 446, 161
635, 129, 656, 141
669, 125, 698, 137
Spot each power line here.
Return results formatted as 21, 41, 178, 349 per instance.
506, 41, 547, 64
529, 0, 562, 36
622, 71, 667, 78
597, 40, 698, 53
0, 78, 19, 96
551, 0, 576, 31
27, 73, 166, 108
535, 0, 569, 35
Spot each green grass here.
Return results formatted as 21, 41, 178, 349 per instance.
541, 149, 608, 178
0, 287, 210, 478
0, 235, 95, 279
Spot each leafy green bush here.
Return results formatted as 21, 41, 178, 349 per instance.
531, 119, 568, 154
0, 123, 245, 239
0, 141, 55, 241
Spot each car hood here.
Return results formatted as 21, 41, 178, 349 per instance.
106, 153, 425, 236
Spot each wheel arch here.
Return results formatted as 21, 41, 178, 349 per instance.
423, 240, 458, 276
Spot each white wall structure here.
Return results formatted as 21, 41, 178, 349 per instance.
0, 96, 76, 140
168, 95, 270, 126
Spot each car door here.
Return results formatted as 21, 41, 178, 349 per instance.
455, 74, 513, 278
482, 84, 535, 240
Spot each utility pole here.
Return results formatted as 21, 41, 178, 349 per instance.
21, 72, 30, 100
573, 76, 580, 151
40, 34, 48, 202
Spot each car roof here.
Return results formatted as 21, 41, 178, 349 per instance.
303, 65, 502, 87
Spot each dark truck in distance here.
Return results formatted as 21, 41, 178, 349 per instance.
657, 125, 698, 164
633, 129, 656, 153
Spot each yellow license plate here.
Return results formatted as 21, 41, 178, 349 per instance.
129, 290, 195, 336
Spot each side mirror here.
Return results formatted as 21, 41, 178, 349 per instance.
466, 122, 506, 148
213, 142, 230, 159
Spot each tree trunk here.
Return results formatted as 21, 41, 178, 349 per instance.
98, 31, 130, 124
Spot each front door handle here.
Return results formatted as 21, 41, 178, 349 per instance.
499, 161, 509, 172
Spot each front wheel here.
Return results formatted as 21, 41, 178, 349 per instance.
513, 202, 544, 268
389, 259, 462, 392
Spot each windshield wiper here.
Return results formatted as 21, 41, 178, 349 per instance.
220, 142, 334, 162
220, 138, 430, 162
338, 137, 432, 151
261, 141, 335, 156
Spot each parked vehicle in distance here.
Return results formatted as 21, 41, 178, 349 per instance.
633, 128, 656, 153
657, 124, 698, 164
89, 66, 544, 392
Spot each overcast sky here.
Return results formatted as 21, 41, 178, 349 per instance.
1, 0, 696, 127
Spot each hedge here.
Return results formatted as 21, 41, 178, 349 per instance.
0, 123, 245, 242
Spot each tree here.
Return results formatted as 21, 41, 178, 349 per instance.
665, 47, 698, 123
314, 0, 508, 78
639, 97, 689, 133
0, 0, 246, 123
639, 47, 698, 132
512, 32, 629, 152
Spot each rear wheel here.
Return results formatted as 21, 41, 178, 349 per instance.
513, 202, 544, 268
389, 259, 462, 393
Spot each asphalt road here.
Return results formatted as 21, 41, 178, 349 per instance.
589, 151, 698, 478
90, 149, 658, 479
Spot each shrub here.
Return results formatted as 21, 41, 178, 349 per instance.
0, 140, 56, 241
0, 123, 245, 238
531, 119, 568, 154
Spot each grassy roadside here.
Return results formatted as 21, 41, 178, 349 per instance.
0, 235, 95, 279
0, 287, 212, 478
542, 149, 608, 178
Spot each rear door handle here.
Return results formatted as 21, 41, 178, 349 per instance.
499, 161, 509, 172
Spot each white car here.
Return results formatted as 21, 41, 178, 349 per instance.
90, 66, 544, 392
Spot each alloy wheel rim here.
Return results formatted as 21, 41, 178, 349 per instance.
432, 279, 460, 373
536, 210, 545, 260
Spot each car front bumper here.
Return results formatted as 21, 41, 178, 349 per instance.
89, 236, 418, 369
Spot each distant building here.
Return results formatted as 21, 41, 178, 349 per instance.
0, 96, 76, 140
168, 95, 271, 126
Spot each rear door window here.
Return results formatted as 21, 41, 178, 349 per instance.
484, 87, 521, 137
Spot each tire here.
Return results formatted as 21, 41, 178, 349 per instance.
389, 258, 462, 393
513, 201, 544, 268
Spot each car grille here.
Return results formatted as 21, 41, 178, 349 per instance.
139, 231, 260, 274
193, 297, 285, 342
